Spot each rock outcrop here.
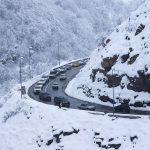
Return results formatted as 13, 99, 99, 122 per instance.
66, 1, 150, 109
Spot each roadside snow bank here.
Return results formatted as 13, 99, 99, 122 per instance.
66, 1, 150, 110
0, 77, 150, 150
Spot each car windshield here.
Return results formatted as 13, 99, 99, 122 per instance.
37, 82, 44, 84
50, 70, 57, 74
40, 79, 45, 81
35, 84, 42, 87
35, 87, 41, 89
81, 104, 87, 106
42, 76, 48, 78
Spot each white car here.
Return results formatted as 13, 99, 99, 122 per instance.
49, 70, 60, 79
37, 79, 47, 85
34, 86, 42, 94
82, 58, 89, 63
79, 60, 86, 65
64, 64, 72, 70
78, 103, 96, 111
56, 68, 67, 74
60, 74, 67, 80
41, 75, 49, 82
59, 66, 67, 71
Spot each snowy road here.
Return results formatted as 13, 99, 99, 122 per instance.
28, 63, 150, 116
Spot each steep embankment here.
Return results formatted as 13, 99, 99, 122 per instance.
0, 78, 150, 150
66, 1, 150, 109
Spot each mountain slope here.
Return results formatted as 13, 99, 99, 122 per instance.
0, 78, 150, 150
66, 0, 150, 109
0, 0, 142, 96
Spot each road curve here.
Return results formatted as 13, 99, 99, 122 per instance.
28, 63, 150, 116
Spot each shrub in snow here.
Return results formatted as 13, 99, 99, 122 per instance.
3, 106, 22, 123
135, 24, 145, 36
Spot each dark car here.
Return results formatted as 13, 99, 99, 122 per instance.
52, 82, 59, 90
114, 104, 130, 113
54, 96, 70, 108
49, 74, 57, 79
134, 101, 143, 107
39, 92, 51, 102
78, 103, 96, 111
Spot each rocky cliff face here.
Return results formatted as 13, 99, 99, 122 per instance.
66, 1, 150, 108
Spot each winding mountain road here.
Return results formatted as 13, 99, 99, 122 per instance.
28, 62, 150, 116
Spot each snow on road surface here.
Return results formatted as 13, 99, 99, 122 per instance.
0, 75, 150, 150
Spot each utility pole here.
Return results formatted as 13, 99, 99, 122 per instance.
58, 40, 60, 66
19, 57, 23, 99
112, 69, 115, 116
29, 47, 32, 78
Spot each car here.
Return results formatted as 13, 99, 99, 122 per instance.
72, 61, 80, 67
54, 96, 70, 108
60, 66, 67, 71
35, 84, 43, 88
64, 64, 72, 70
49, 70, 60, 79
39, 92, 51, 102
50, 69, 61, 76
49, 74, 57, 79
60, 74, 67, 80
57, 67, 67, 73
52, 82, 59, 90
41, 75, 49, 82
114, 104, 130, 113
78, 103, 96, 111
79, 60, 86, 65
83, 58, 89, 62
50, 70, 57, 75
53, 68, 64, 75
37, 79, 47, 85
34, 86, 42, 94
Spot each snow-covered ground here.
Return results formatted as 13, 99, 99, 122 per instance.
66, 1, 150, 109
0, 0, 143, 97
66, 0, 150, 109
1, 1, 150, 149
0, 76, 150, 150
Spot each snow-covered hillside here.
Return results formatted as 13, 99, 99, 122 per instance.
0, 78, 150, 150
0, 0, 142, 96
66, 0, 150, 109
